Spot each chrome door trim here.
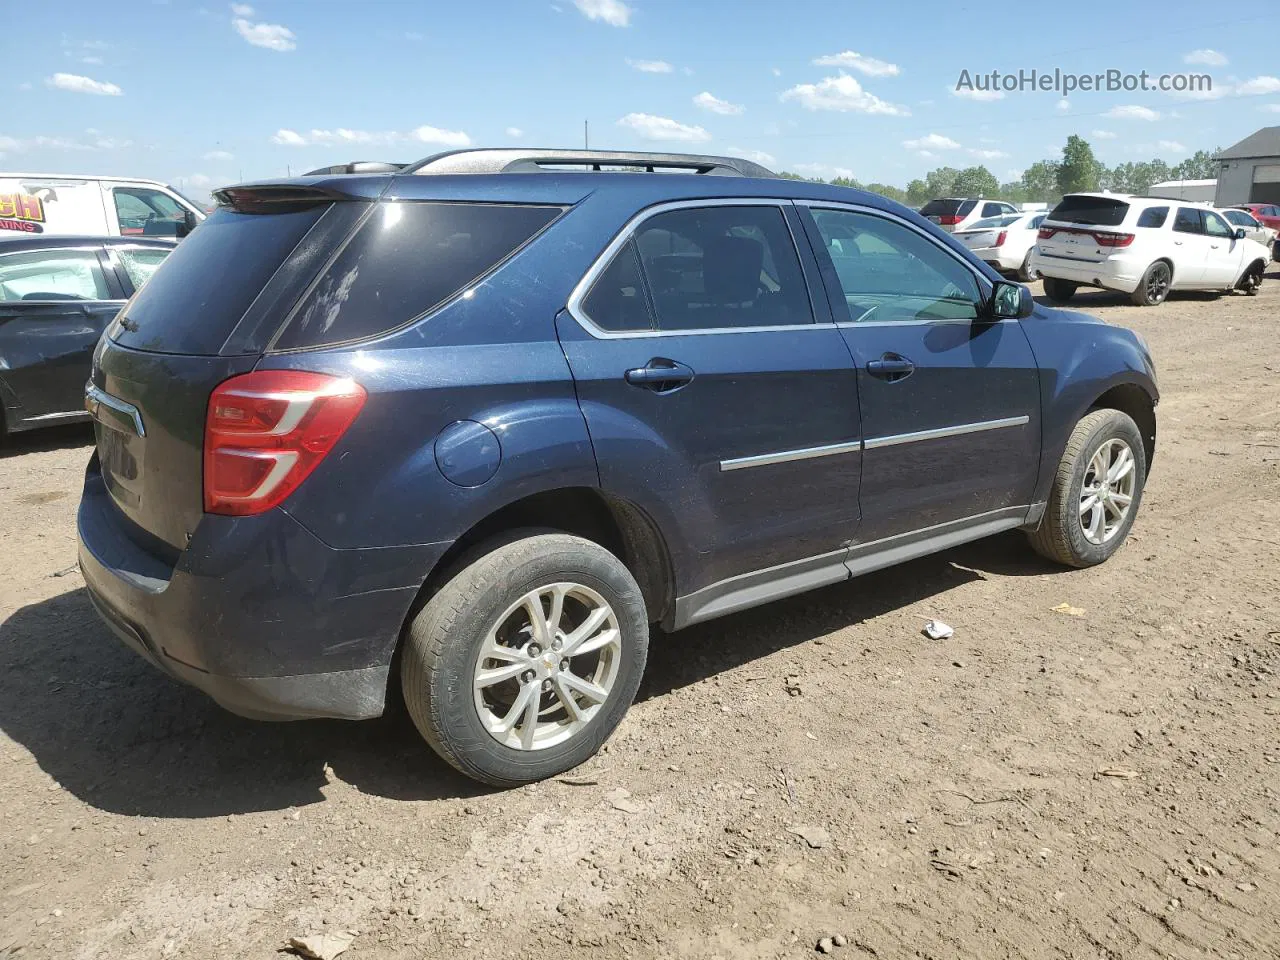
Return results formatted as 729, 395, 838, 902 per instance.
85, 382, 146, 437
863, 415, 1029, 450
565, 197, 828, 340
720, 439, 862, 472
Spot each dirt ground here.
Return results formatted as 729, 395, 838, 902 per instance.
2, 273, 1278, 960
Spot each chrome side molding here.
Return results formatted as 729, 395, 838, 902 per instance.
863, 415, 1029, 451
720, 439, 862, 472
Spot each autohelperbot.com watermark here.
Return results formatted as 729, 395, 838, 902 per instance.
956, 68, 1213, 96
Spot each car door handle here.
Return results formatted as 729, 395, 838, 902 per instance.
1173, 240, 1183, 245
624, 358, 694, 392
866, 354, 915, 382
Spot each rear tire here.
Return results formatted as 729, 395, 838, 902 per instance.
401, 532, 648, 787
1018, 251, 1039, 282
1028, 409, 1147, 568
1130, 261, 1171, 306
1042, 277, 1077, 303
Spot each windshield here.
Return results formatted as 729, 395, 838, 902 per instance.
1223, 210, 1255, 227
165, 185, 209, 218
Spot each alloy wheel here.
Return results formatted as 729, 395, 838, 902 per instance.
1079, 438, 1136, 545
1146, 264, 1170, 304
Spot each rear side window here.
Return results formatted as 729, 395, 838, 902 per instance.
1136, 206, 1169, 228
115, 247, 172, 290
581, 238, 652, 332
1048, 196, 1130, 227
1173, 208, 1203, 234
115, 204, 328, 355
980, 202, 1004, 218
272, 201, 561, 350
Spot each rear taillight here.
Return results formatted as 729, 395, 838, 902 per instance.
1038, 226, 1056, 240
204, 370, 366, 516
1093, 232, 1135, 247
995, 230, 1008, 247
939, 215, 963, 226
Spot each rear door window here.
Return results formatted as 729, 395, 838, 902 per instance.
1173, 208, 1204, 234
1048, 196, 1130, 226
0, 249, 113, 301
113, 203, 330, 355
272, 201, 562, 351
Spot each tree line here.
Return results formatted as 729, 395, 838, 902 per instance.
779, 135, 1221, 207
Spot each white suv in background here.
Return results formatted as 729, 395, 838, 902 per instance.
1031, 193, 1271, 306
919, 197, 1019, 233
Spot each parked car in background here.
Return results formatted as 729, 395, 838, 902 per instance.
1227, 203, 1280, 257
1032, 193, 1270, 306
919, 197, 1019, 232
0, 236, 174, 437
953, 210, 1047, 280
1220, 207, 1277, 254
0, 173, 205, 239
78, 148, 1158, 787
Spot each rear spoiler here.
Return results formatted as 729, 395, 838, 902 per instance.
212, 184, 345, 213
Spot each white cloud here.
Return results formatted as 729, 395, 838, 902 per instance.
771, 67, 782, 77
1091, 129, 1117, 140
1057, 97, 1070, 111
1238, 75, 1280, 96
46, 72, 122, 96
18, 81, 32, 91
186, 173, 215, 188
270, 125, 470, 147
1183, 48, 1227, 66
1106, 104, 1160, 121
230, 2, 254, 14
812, 51, 900, 78
968, 148, 1008, 160
952, 86, 1004, 101
1158, 139, 1187, 153
0, 132, 130, 152
693, 91, 743, 115
505, 126, 524, 138
726, 146, 776, 166
903, 133, 960, 151
780, 73, 908, 115
1263, 103, 1280, 113
616, 112, 710, 142
572, 0, 631, 27
232, 16, 296, 51
626, 58, 672, 73
203, 149, 235, 161
80, 55, 104, 65
793, 162, 856, 180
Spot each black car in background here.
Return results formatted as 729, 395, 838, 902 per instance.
0, 235, 174, 438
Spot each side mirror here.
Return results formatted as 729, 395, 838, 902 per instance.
992, 280, 1034, 320
177, 210, 198, 238
1234, 227, 1247, 241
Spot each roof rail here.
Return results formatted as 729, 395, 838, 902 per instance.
303, 161, 408, 176
401, 148, 777, 179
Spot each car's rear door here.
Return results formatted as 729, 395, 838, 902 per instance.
556, 200, 863, 614
0, 244, 124, 422
800, 202, 1041, 547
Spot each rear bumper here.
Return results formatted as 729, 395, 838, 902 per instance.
1030, 251, 1144, 293
77, 467, 449, 721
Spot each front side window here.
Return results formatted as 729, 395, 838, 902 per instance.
1203, 211, 1233, 238
116, 247, 172, 290
1173, 208, 1204, 234
113, 187, 186, 235
809, 208, 982, 323
0, 249, 112, 302
627, 205, 813, 331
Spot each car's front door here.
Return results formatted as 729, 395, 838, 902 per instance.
1202, 209, 1245, 286
801, 203, 1042, 546
0, 245, 124, 422
556, 200, 863, 608
1171, 207, 1210, 285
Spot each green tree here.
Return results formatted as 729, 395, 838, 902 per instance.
863, 182, 907, 203
1021, 160, 1061, 203
905, 178, 930, 207
1170, 148, 1220, 181
952, 165, 999, 197
828, 176, 862, 189
1057, 135, 1100, 194
998, 181, 1028, 204
923, 166, 961, 199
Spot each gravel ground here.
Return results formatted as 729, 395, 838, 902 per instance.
2, 273, 1278, 960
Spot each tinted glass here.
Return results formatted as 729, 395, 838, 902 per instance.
629, 205, 812, 331
1048, 196, 1129, 226
969, 215, 1020, 230
0, 249, 111, 301
919, 200, 964, 217
116, 247, 172, 290
1223, 210, 1256, 227
581, 239, 652, 332
114, 204, 328, 355
1203, 211, 1232, 238
981, 202, 1003, 217
1136, 206, 1169, 228
1173, 208, 1203, 234
274, 201, 561, 350
114, 187, 186, 236
810, 208, 981, 322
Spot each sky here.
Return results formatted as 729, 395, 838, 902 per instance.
4, 0, 1280, 200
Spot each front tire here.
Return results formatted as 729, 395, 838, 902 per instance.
1028, 409, 1147, 568
1238, 262, 1264, 296
1130, 261, 1171, 306
401, 532, 649, 787
1042, 277, 1077, 302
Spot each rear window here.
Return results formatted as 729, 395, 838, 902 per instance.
271, 201, 561, 351
1047, 195, 1130, 227
919, 199, 975, 218
969, 215, 1022, 230
114, 204, 328, 355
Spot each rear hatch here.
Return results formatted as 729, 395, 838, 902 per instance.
919, 199, 976, 232
88, 189, 359, 551
1038, 195, 1132, 264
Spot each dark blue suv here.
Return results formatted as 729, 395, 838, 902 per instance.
77, 149, 1157, 786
